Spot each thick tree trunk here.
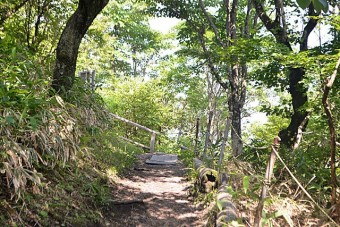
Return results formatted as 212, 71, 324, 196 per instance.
229, 83, 244, 156
52, 0, 108, 93
252, 0, 318, 148
279, 68, 309, 147
228, 0, 245, 156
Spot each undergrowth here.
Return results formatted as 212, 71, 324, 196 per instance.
0, 47, 144, 225
189, 148, 336, 226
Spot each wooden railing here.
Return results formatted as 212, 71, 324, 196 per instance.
109, 113, 160, 153
79, 70, 96, 90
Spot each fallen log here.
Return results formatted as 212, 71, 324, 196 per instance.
216, 173, 238, 226
193, 158, 219, 193
193, 159, 238, 225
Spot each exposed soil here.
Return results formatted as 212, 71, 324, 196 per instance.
102, 153, 206, 227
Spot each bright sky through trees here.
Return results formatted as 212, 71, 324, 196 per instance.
149, 17, 182, 33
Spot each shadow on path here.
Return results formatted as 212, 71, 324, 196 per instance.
102, 153, 204, 226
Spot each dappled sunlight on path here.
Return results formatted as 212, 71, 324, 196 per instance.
104, 153, 205, 226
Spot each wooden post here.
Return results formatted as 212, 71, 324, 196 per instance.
91, 70, 96, 91
79, 70, 96, 90
150, 132, 156, 153
85, 71, 88, 83
254, 136, 280, 227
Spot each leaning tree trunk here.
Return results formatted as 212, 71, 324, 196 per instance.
52, 0, 108, 93
278, 68, 309, 147
252, 0, 318, 148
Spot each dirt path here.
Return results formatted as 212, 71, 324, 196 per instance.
103, 153, 205, 226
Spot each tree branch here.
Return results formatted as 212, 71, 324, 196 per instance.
274, 0, 281, 24
230, 0, 238, 42
252, 0, 291, 49
0, 0, 30, 26
277, 0, 287, 40
244, 0, 252, 38
300, 4, 319, 51
322, 56, 340, 219
224, 0, 230, 45
199, 0, 226, 47
193, 22, 228, 90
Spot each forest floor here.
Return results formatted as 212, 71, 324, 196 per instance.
100, 153, 207, 226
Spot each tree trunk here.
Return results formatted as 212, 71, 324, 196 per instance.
52, 0, 108, 93
203, 110, 213, 159
279, 68, 309, 147
218, 115, 231, 167
229, 82, 244, 156
252, 0, 318, 148
228, 0, 245, 156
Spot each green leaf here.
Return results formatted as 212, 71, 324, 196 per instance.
39, 210, 48, 218
29, 117, 39, 130
216, 199, 223, 211
320, 0, 329, 12
312, 0, 329, 12
243, 176, 250, 194
5, 116, 15, 125
296, 0, 311, 9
